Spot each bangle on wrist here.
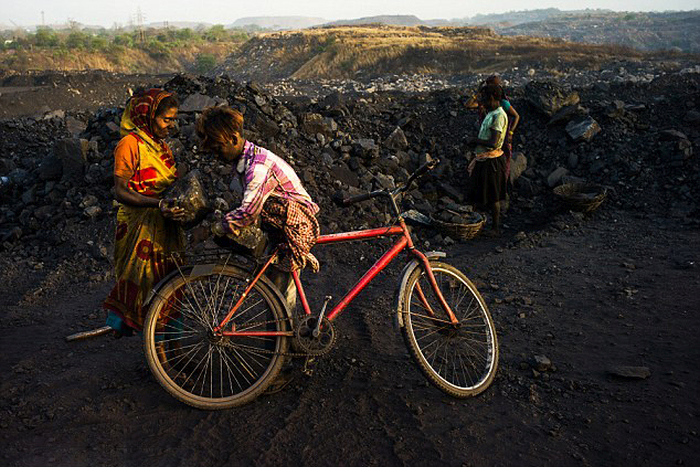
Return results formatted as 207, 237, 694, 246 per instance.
158, 199, 165, 211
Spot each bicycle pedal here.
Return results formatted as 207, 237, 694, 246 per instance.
302, 356, 317, 376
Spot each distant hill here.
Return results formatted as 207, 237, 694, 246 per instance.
212, 24, 651, 82
147, 21, 213, 29
231, 16, 327, 30
501, 10, 700, 53
324, 15, 426, 27
457, 8, 574, 26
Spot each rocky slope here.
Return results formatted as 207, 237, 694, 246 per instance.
212, 25, 660, 82
1, 67, 698, 272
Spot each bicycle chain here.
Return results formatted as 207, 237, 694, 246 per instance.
219, 318, 334, 358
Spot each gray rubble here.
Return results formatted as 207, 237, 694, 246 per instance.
1, 69, 698, 268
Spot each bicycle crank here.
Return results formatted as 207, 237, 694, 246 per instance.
294, 315, 336, 355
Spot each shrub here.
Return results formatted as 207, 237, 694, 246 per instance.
34, 27, 59, 47
142, 39, 170, 58
204, 25, 227, 42
89, 36, 109, 51
113, 33, 134, 47
175, 28, 194, 41
195, 53, 216, 73
66, 31, 90, 49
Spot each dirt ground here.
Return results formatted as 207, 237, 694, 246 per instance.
0, 72, 175, 119
1, 71, 699, 466
1, 204, 698, 466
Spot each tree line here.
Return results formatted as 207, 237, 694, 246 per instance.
1, 25, 251, 56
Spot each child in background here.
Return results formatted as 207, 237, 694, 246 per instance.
465, 84, 509, 235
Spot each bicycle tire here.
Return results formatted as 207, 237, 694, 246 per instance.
400, 261, 498, 397
143, 264, 289, 410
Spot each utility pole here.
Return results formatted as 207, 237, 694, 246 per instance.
41, 11, 45, 26
136, 7, 146, 42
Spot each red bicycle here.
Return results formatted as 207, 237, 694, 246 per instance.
142, 159, 499, 410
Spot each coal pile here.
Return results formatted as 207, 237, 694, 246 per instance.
1, 70, 698, 274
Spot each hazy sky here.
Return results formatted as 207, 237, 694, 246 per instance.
2, 0, 698, 27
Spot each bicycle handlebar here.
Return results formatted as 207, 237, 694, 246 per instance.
341, 190, 385, 206
340, 158, 440, 207
403, 158, 439, 191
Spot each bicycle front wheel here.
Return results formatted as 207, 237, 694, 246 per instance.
401, 261, 498, 397
143, 264, 288, 410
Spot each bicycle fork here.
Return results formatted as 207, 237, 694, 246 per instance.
412, 251, 460, 326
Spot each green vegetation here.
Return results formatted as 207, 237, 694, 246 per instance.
0, 25, 251, 73
195, 53, 217, 73
0, 25, 250, 53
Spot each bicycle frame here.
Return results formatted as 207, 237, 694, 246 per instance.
214, 217, 459, 337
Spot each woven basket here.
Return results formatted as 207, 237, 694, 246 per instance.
553, 182, 607, 213
430, 212, 486, 240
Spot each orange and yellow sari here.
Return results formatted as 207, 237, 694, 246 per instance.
103, 89, 184, 332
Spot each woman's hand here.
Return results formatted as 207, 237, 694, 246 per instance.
159, 199, 186, 220
464, 95, 479, 109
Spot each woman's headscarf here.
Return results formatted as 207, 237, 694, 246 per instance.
120, 88, 173, 140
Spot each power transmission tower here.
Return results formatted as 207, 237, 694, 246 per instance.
136, 7, 146, 42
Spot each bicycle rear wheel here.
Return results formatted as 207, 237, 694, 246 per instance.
400, 261, 498, 397
143, 264, 289, 410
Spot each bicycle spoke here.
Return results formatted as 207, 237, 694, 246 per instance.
219, 345, 251, 389
214, 347, 234, 396
227, 345, 258, 381
172, 341, 207, 383
153, 289, 209, 330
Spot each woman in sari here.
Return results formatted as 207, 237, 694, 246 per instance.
103, 88, 185, 337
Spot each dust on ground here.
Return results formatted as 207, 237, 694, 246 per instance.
1, 71, 699, 466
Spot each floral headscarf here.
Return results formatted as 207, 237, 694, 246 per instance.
120, 88, 173, 140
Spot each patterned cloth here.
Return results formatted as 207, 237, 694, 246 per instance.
221, 141, 319, 231
103, 89, 184, 332
261, 196, 320, 272
120, 88, 171, 140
